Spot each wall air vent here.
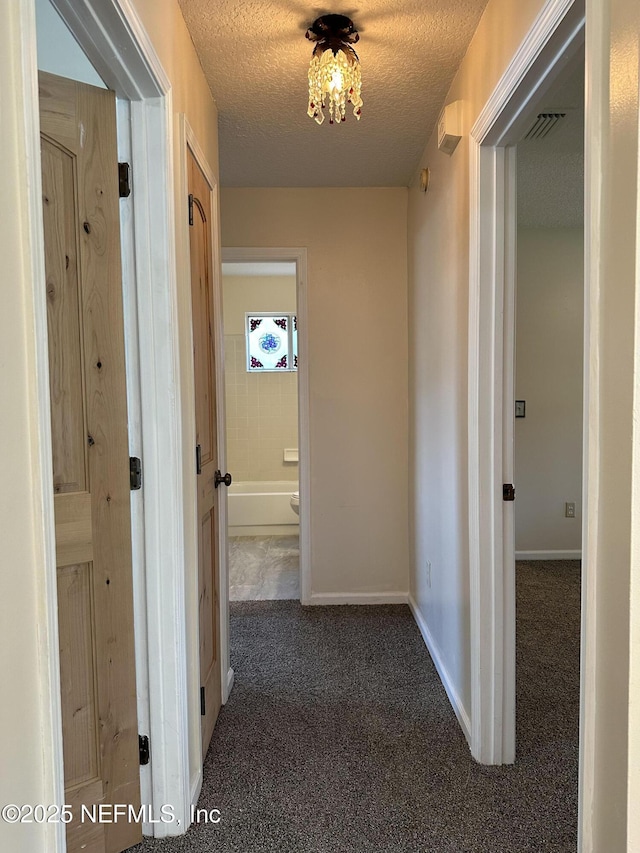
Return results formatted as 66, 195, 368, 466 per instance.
523, 112, 567, 140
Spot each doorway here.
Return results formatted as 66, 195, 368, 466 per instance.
222, 260, 301, 600
513, 52, 585, 842
514, 57, 584, 566
222, 248, 311, 605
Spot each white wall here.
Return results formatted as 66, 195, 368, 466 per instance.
223, 274, 297, 335
515, 227, 583, 555
35, 0, 105, 87
406, 0, 552, 732
221, 188, 409, 598
223, 274, 298, 483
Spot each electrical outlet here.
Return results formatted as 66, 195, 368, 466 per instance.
565, 502, 576, 518
426, 560, 432, 588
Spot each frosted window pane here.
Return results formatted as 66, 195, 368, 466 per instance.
292, 315, 298, 369
247, 315, 292, 371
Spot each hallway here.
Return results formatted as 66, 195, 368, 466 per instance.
134, 561, 579, 853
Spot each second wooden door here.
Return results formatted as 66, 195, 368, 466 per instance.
187, 147, 223, 757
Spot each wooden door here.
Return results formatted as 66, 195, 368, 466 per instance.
187, 149, 223, 757
39, 72, 141, 853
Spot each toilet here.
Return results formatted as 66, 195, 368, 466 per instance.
290, 491, 300, 515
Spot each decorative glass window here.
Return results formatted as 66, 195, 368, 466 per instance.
292, 314, 298, 370
246, 313, 298, 372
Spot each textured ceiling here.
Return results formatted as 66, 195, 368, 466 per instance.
177, 0, 490, 187
517, 58, 584, 228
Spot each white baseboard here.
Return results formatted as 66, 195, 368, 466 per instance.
515, 549, 582, 560
307, 591, 409, 606
224, 667, 235, 704
408, 595, 472, 745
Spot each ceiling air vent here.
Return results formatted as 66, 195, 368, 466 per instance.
524, 112, 567, 140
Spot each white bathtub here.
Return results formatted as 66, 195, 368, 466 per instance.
227, 480, 299, 537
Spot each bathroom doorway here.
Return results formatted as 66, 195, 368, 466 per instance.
221, 249, 310, 603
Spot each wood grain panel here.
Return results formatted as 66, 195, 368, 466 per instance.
41, 137, 87, 494
54, 493, 93, 567
77, 75, 140, 853
57, 562, 100, 788
200, 509, 216, 678
189, 165, 216, 466
199, 508, 218, 753
65, 780, 107, 853
38, 74, 79, 153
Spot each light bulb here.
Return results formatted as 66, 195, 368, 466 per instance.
330, 68, 343, 93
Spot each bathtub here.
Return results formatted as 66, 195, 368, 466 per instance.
227, 480, 299, 537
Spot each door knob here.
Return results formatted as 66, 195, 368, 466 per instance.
214, 470, 232, 488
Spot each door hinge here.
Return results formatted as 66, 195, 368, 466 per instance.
129, 456, 142, 490
503, 483, 516, 502
118, 162, 131, 198
188, 193, 194, 226
139, 734, 150, 766
200, 686, 206, 716
196, 444, 202, 475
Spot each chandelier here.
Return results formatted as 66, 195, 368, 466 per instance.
306, 14, 363, 126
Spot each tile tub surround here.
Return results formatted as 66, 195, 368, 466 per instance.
229, 535, 299, 600
222, 271, 299, 484
224, 335, 299, 483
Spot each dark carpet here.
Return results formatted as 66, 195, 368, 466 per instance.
135, 560, 580, 852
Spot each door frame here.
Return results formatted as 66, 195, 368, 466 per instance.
468, 0, 585, 767
221, 247, 311, 605
28, 0, 196, 840
9, 3, 66, 852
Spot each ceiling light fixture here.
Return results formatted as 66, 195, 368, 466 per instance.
306, 14, 362, 126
